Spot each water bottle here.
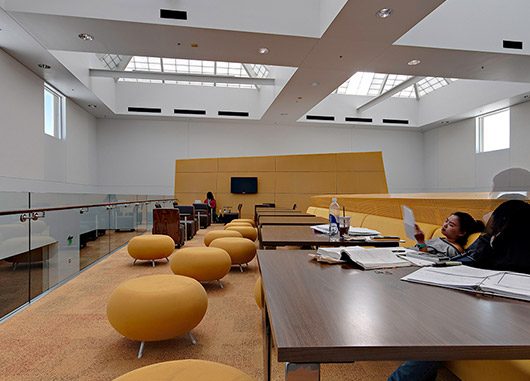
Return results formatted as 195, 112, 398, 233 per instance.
329, 197, 340, 238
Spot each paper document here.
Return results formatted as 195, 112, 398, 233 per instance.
317, 247, 412, 270
311, 224, 380, 236
402, 266, 530, 302
403, 250, 450, 263
401, 205, 416, 240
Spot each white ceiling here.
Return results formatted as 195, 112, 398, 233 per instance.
1, 0, 530, 128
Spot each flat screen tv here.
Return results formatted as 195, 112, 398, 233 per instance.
231, 177, 258, 194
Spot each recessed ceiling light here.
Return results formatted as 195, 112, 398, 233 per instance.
408, 59, 421, 66
376, 8, 392, 18
311, 81, 320, 87
280, 113, 288, 116
78, 33, 94, 41
88, 104, 97, 109
297, 96, 303, 100
38, 64, 51, 69
258, 47, 269, 55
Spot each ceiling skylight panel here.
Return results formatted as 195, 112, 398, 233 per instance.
250, 64, 269, 78
417, 77, 450, 96
383, 74, 411, 93
393, 86, 416, 98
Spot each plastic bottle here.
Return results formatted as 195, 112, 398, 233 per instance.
328, 197, 340, 237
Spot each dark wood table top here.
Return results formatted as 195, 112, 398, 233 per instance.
259, 225, 398, 247
258, 216, 327, 226
258, 250, 530, 364
257, 210, 309, 217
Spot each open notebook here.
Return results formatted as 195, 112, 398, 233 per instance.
316, 247, 413, 270
402, 265, 530, 302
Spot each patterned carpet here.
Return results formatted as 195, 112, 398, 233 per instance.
0, 225, 457, 380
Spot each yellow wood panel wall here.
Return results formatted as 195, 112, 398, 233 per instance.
175, 152, 388, 219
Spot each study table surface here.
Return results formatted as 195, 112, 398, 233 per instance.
259, 225, 399, 248
256, 211, 309, 218
258, 250, 530, 380
258, 216, 326, 226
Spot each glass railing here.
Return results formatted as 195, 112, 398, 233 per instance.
0, 192, 175, 320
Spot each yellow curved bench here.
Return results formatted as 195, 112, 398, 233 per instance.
107, 274, 207, 358
113, 359, 253, 381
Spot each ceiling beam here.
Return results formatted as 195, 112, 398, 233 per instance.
356, 76, 425, 112
89, 69, 275, 85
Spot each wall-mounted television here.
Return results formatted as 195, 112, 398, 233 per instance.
231, 177, 258, 194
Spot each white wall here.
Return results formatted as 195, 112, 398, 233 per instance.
96, 118, 424, 195
423, 101, 530, 192
0, 49, 98, 193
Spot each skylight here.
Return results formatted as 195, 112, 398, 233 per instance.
97, 54, 124, 70
120, 57, 269, 90
336, 72, 454, 99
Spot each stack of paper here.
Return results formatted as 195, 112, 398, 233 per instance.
311, 224, 380, 236
402, 266, 530, 302
316, 247, 412, 270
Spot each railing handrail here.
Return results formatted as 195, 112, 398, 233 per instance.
0, 198, 177, 217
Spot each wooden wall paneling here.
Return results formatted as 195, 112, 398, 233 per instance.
274, 194, 312, 212
355, 171, 388, 193
275, 154, 336, 172
218, 156, 275, 172
336, 172, 360, 194
275, 172, 336, 194
175, 158, 218, 173
336, 152, 385, 171
174, 173, 218, 193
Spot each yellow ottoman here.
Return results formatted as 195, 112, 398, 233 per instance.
225, 221, 253, 228
127, 235, 175, 267
203, 230, 243, 246
225, 225, 258, 241
113, 359, 253, 381
210, 237, 256, 272
231, 218, 256, 227
254, 276, 263, 309
107, 274, 207, 358
170, 247, 231, 288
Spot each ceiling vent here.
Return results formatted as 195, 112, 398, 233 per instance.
382, 118, 409, 125
218, 111, 249, 117
128, 107, 162, 113
345, 117, 373, 123
306, 115, 335, 121
503, 40, 523, 50
160, 9, 188, 20
174, 109, 206, 115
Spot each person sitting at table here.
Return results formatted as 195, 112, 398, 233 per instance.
412, 212, 484, 258
204, 191, 217, 222
388, 199, 530, 381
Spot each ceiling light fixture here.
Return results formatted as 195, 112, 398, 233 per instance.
408, 59, 421, 66
88, 104, 97, 109
38, 64, 51, 69
311, 81, 320, 87
376, 8, 392, 18
78, 33, 94, 41
258, 47, 269, 55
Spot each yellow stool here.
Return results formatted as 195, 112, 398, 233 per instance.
170, 247, 231, 288
254, 276, 263, 309
107, 274, 207, 358
225, 221, 253, 228
127, 235, 175, 267
113, 359, 253, 381
210, 237, 256, 272
225, 225, 258, 241
230, 218, 256, 227
203, 230, 243, 246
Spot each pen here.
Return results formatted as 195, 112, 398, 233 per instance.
392, 250, 406, 253
432, 261, 462, 267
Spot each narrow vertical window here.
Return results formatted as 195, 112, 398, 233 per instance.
476, 109, 510, 153
44, 84, 64, 139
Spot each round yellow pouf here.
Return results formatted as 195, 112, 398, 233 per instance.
225, 225, 258, 241
210, 237, 256, 271
170, 247, 231, 285
254, 276, 263, 309
203, 230, 243, 246
224, 221, 253, 228
127, 235, 175, 266
107, 275, 207, 343
113, 359, 253, 381
230, 218, 256, 227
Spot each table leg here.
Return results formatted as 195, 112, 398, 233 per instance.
262, 300, 271, 381
285, 363, 320, 381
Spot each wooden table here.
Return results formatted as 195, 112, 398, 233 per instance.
258, 225, 398, 249
258, 250, 530, 381
258, 216, 326, 226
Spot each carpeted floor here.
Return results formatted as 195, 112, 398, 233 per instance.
0, 225, 457, 380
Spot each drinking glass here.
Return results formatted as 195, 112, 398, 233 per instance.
338, 216, 351, 238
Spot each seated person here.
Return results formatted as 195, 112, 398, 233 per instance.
412, 212, 484, 258
204, 191, 217, 222
388, 200, 530, 381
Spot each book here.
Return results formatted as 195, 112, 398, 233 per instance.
402, 265, 530, 302
311, 224, 380, 236
403, 250, 450, 263
316, 247, 413, 270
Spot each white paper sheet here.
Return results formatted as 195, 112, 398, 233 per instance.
401, 205, 416, 240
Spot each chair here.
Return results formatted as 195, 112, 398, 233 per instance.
237, 203, 243, 218
193, 203, 210, 228
292, 203, 297, 210
152, 208, 185, 248
174, 205, 198, 239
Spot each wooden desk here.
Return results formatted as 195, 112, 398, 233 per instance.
259, 225, 398, 248
258, 216, 326, 226
257, 211, 307, 217
258, 250, 530, 381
